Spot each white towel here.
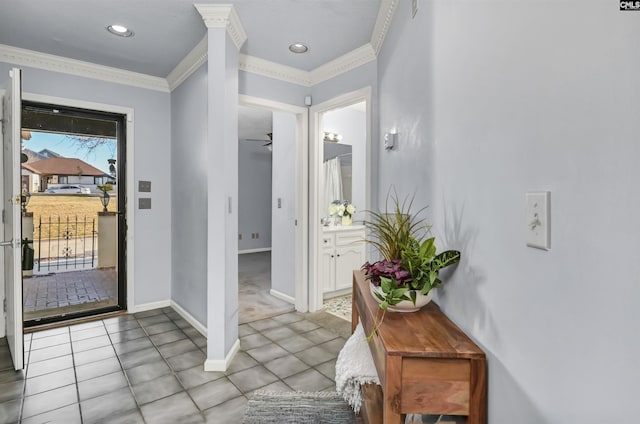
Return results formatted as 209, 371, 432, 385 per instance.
335, 322, 380, 414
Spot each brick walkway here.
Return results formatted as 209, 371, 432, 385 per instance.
23, 268, 117, 321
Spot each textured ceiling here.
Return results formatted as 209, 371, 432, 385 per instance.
0, 0, 381, 77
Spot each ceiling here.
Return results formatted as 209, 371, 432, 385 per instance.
0, 0, 382, 77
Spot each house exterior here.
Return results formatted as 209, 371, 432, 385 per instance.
21, 157, 110, 192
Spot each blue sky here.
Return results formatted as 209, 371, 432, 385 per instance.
24, 132, 116, 174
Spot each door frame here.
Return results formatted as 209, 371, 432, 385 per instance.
309, 87, 372, 312
238, 94, 309, 312
22, 92, 136, 313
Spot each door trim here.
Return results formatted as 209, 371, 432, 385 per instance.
238, 95, 309, 312
22, 92, 136, 313
0, 87, 5, 339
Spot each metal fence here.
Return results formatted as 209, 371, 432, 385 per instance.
34, 216, 97, 273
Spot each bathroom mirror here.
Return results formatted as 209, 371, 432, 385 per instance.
320, 101, 365, 220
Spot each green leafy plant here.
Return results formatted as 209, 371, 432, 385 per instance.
363, 192, 428, 261
362, 190, 461, 312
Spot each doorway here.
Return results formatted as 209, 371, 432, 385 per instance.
309, 87, 372, 312
21, 101, 127, 326
238, 95, 309, 314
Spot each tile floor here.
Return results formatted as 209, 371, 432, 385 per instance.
0, 307, 351, 424
238, 252, 294, 323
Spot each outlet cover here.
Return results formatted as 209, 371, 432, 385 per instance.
138, 180, 151, 192
526, 192, 550, 250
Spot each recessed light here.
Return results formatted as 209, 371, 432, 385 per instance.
107, 24, 134, 37
289, 42, 309, 54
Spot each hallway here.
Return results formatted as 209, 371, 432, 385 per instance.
238, 251, 294, 324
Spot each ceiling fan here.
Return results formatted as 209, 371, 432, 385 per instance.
245, 132, 273, 147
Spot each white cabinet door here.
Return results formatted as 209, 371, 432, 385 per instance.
334, 245, 364, 291
320, 246, 336, 292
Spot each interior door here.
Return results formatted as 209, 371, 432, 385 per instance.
2, 68, 23, 370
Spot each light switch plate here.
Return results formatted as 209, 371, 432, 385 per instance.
526, 192, 550, 250
139, 198, 151, 210
384, 132, 396, 150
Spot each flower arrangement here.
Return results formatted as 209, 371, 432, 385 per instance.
362, 191, 461, 312
329, 200, 356, 218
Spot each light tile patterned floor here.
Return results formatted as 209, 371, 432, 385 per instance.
0, 307, 350, 423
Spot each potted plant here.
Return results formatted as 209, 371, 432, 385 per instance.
362, 192, 460, 313
329, 200, 356, 226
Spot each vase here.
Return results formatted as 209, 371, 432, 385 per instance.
369, 282, 433, 313
341, 215, 352, 226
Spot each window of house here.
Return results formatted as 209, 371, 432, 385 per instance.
94, 176, 104, 184
58, 176, 68, 183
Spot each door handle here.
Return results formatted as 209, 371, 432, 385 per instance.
0, 239, 19, 248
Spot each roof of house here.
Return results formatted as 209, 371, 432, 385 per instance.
22, 157, 108, 177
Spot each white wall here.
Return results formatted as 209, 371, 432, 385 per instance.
378, 0, 640, 422
238, 140, 272, 251
170, 63, 208, 325
0, 62, 172, 309
270, 111, 297, 298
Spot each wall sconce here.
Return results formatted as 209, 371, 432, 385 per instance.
323, 131, 343, 143
21, 192, 31, 214
100, 190, 110, 213
384, 131, 397, 150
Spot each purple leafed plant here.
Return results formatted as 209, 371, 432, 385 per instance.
361, 259, 412, 287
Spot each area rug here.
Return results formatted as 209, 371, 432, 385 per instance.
323, 294, 352, 321
243, 391, 357, 423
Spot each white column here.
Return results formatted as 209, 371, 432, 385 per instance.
195, 4, 246, 371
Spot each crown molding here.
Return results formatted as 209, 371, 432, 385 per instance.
167, 35, 208, 91
239, 54, 312, 87
0, 44, 169, 93
309, 43, 376, 85
194, 4, 247, 50
370, 0, 398, 55
2, 0, 396, 93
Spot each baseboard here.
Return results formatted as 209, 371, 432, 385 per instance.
170, 300, 208, 338
238, 247, 271, 254
204, 338, 240, 372
134, 300, 171, 313
269, 289, 295, 305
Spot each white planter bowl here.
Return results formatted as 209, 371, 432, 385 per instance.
369, 282, 434, 313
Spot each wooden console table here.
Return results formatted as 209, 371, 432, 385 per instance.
351, 270, 487, 424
